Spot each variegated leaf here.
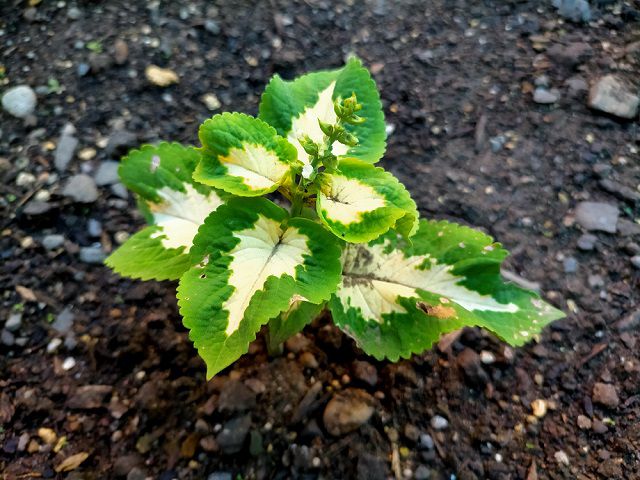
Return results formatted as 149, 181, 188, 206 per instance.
195, 112, 298, 196
105, 142, 224, 281
329, 220, 564, 360
258, 57, 386, 166
178, 197, 342, 378
316, 158, 418, 243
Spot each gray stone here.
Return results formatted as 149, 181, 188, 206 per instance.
1, 329, 15, 346
589, 75, 639, 119
631, 256, 640, 269
575, 202, 618, 233
5, 313, 22, 332
126, 467, 146, 480
94, 161, 120, 186
599, 179, 640, 203
23, 200, 52, 215
2, 85, 37, 118
552, 0, 591, 22
79, 246, 106, 264
414, 465, 431, 480
577, 233, 597, 251
534, 88, 560, 104
42, 234, 65, 250
588, 274, 604, 288
216, 415, 251, 454
62, 174, 99, 203
489, 135, 506, 152
54, 124, 78, 172
430, 415, 448, 430
67, 6, 82, 20
52, 308, 74, 334
563, 257, 578, 273
419, 433, 434, 450
87, 219, 102, 237
77, 63, 90, 77
204, 19, 221, 35
207, 473, 232, 480
110, 183, 129, 199
534, 75, 550, 87
565, 76, 589, 96
105, 131, 137, 158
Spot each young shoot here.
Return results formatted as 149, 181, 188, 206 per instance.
105, 58, 564, 378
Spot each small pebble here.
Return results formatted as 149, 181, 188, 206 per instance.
62, 357, 77, 370
5, 313, 22, 332
2, 85, 37, 118
533, 87, 559, 104
531, 399, 548, 418
563, 257, 578, 273
577, 415, 592, 429
47, 338, 62, 353
430, 415, 448, 430
554, 450, 570, 466
480, 350, 496, 364
42, 234, 65, 250
577, 233, 597, 251
79, 246, 107, 264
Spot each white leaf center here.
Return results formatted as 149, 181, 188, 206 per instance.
220, 143, 290, 190
223, 215, 310, 335
320, 174, 386, 225
150, 184, 222, 250
287, 82, 349, 166
339, 242, 518, 323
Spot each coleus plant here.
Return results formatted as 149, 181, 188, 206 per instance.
106, 58, 564, 378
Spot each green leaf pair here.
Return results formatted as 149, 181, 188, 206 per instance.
106, 58, 564, 379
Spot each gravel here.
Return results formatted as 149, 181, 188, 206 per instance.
54, 124, 78, 172
79, 246, 107, 264
62, 174, 99, 203
42, 234, 65, 250
2, 85, 37, 118
574, 202, 619, 233
5, 313, 22, 332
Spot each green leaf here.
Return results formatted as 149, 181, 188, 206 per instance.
316, 158, 418, 243
106, 142, 225, 280
178, 197, 342, 378
268, 301, 325, 350
195, 112, 298, 196
329, 220, 564, 360
258, 57, 385, 166
105, 226, 194, 281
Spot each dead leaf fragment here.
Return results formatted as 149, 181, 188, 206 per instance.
16, 285, 37, 302
145, 65, 179, 87
417, 301, 457, 319
55, 451, 89, 472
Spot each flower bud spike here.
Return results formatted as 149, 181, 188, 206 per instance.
318, 119, 334, 137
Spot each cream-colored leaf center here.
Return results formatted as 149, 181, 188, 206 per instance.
287, 82, 349, 166
150, 184, 222, 250
319, 174, 386, 225
338, 242, 518, 323
220, 143, 289, 190
223, 215, 310, 335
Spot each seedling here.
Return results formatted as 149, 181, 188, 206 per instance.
106, 58, 563, 378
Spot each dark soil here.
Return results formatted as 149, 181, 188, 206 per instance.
1, 1, 640, 479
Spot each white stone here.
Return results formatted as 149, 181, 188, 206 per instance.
2, 85, 37, 118
589, 75, 639, 119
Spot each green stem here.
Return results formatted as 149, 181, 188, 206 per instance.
265, 325, 284, 356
